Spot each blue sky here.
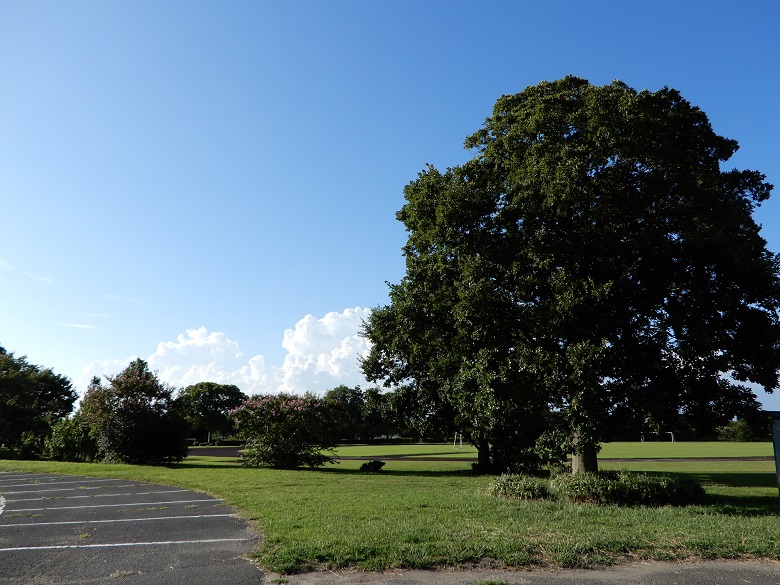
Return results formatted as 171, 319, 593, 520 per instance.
2, 1, 779, 410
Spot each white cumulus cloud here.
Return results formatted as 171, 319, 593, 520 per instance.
77, 307, 374, 396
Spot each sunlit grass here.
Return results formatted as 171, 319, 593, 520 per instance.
334, 441, 774, 460
2, 446, 779, 573
599, 441, 774, 459
334, 442, 478, 459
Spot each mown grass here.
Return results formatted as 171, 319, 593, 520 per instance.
1, 448, 779, 574
598, 441, 774, 459
334, 441, 775, 460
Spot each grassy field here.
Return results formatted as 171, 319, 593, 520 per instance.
333, 441, 775, 460
1, 444, 779, 574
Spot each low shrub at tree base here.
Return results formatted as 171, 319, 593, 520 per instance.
488, 470, 706, 506
487, 474, 551, 500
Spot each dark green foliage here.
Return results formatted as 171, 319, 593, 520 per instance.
716, 417, 772, 441
359, 460, 386, 472
362, 388, 398, 440
176, 382, 247, 443
489, 471, 706, 506
43, 413, 98, 462
488, 471, 705, 506
549, 471, 706, 506
80, 360, 188, 464
362, 76, 780, 474
487, 474, 551, 500
322, 386, 401, 442
323, 385, 366, 442
0, 345, 76, 456
381, 384, 454, 442
231, 393, 337, 469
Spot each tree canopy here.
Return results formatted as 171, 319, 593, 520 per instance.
176, 382, 247, 443
80, 359, 188, 464
0, 345, 76, 454
361, 76, 780, 473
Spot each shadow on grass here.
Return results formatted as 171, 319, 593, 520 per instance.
317, 466, 476, 478
688, 471, 778, 489
340, 450, 475, 459
684, 471, 780, 515
703, 496, 780, 515
176, 459, 244, 470
177, 458, 780, 513
178, 457, 476, 477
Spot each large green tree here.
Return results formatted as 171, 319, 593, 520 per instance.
176, 382, 247, 443
323, 385, 366, 442
362, 77, 780, 473
0, 345, 76, 453
80, 359, 188, 464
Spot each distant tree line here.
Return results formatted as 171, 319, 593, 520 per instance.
0, 343, 452, 466
0, 343, 454, 466
0, 349, 247, 464
0, 341, 774, 469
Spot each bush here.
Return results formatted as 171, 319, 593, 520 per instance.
231, 393, 337, 469
549, 471, 706, 506
214, 438, 244, 446
716, 418, 771, 442
79, 360, 188, 465
488, 471, 705, 506
359, 460, 386, 472
43, 414, 98, 462
487, 474, 550, 500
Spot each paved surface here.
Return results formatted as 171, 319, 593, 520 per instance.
273, 560, 780, 585
3, 471, 780, 584
0, 471, 262, 584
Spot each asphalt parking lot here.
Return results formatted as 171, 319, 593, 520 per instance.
3, 471, 780, 585
0, 471, 262, 584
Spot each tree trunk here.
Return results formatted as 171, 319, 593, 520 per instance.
476, 442, 493, 474
571, 433, 598, 474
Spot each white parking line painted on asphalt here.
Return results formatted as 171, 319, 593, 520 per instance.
0, 473, 50, 480
8, 489, 189, 503
0, 513, 236, 527
0, 478, 122, 488
5, 483, 144, 495
0, 495, 5, 517
0, 538, 250, 552
10, 498, 222, 512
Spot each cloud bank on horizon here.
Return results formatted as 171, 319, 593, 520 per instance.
76, 307, 374, 396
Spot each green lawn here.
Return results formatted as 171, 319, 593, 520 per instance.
334, 441, 774, 460
335, 442, 479, 459
599, 441, 775, 459
1, 444, 779, 574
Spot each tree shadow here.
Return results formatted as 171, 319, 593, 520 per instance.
341, 450, 474, 459
316, 466, 476, 478
175, 458, 780, 514
177, 457, 476, 477
702, 496, 780, 516
174, 459, 244, 470
687, 471, 778, 489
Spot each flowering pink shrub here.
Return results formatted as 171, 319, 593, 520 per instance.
230, 393, 337, 469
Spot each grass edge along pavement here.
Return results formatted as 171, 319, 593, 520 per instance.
0, 444, 778, 574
